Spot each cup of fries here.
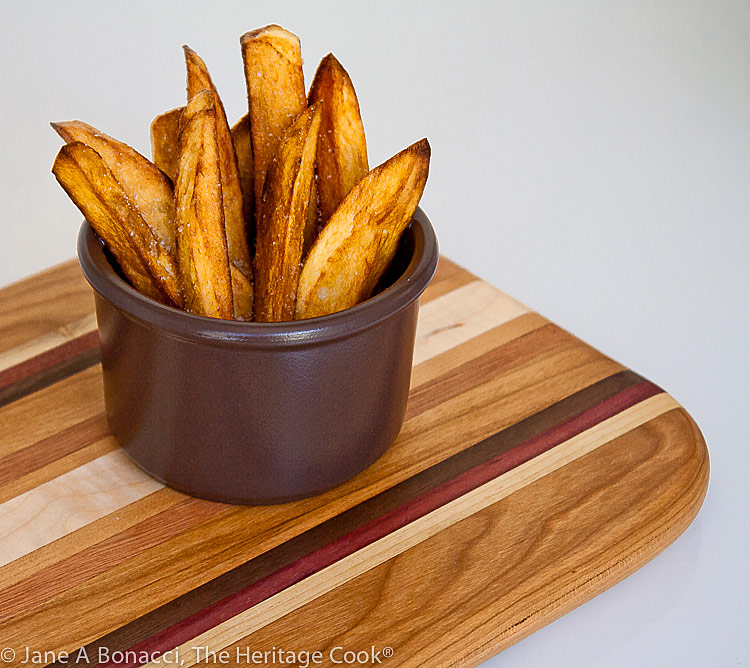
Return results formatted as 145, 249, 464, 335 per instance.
61, 25, 438, 504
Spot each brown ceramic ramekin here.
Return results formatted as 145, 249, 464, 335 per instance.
77, 208, 438, 505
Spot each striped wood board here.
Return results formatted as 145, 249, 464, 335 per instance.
0, 258, 708, 667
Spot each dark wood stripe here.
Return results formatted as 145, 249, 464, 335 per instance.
0, 330, 99, 388
0, 415, 109, 488
0, 345, 101, 409
0, 330, 98, 389
63, 370, 647, 667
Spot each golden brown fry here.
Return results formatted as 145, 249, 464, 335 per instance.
308, 53, 368, 225
254, 104, 322, 322
239, 25, 306, 219
150, 106, 184, 183
230, 113, 254, 245
303, 171, 319, 258
52, 142, 182, 306
230, 262, 254, 321
184, 46, 251, 277
51, 120, 176, 252
296, 138, 430, 320
174, 90, 233, 319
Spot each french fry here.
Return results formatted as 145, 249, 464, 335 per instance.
254, 104, 322, 322
239, 25, 306, 218
150, 106, 184, 183
230, 113, 254, 245
51, 120, 176, 253
184, 46, 252, 278
308, 53, 368, 225
230, 262, 254, 321
174, 90, 233, 319
296, 138, 430, 320
52, 142, 182, 306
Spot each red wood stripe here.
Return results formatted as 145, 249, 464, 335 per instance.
90, 377, 660, 668
0, 346, 101, 409
0, 330, 99, 390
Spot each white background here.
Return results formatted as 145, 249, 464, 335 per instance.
1, 2, 748, 666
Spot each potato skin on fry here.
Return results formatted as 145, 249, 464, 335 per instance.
51, 120, 176, 253
52, 142, 181, 306
230, 262, 254, 321
175, 90, 233, 320
150, 106, 184, 183
254, 104, 322, 322
240, 25, 306, 220
308, 53, 368, 226
184, 46, 252, 279
230, 113, 254, 248
296, 138, 430, 320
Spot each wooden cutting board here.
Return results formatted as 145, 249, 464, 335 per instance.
0, 258, 708, 668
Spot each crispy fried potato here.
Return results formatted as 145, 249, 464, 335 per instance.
303, 170, 319, 258
230, 262, 254, 321
239, 25, 306, 218
230, 113, 254, 247
52, 142, 182, 306
150, 106, 183, 183
308, 53, 368, 225
296, 138, 430, 320
254, 104, 322, 322
174, 90, 233, 319
184, 46, 251, 278
51, 120, 176, 252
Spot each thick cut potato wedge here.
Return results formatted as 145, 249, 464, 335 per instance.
308, 53, 368, 225
150, 106, 184, 183
239, 25, 306, 218
184, 46, 251, 277
296, 138, 430, 320
230, 113, 254, 245
52, 142, 182, 306
230, 262, 254, 321
174, 91, 233, 320
51, 120, 176, 252
254, 104, 322, 322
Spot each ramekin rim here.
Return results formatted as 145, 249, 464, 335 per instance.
77, 207, 438, 347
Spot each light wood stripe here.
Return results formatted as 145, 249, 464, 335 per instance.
410, 312, 547, 389
0, 436, 118, 505
147, 394, 681, 667
0, 488, 183, 592
0, 450, 162, 568
413, 280, 530, 365
0, 314, 97, 374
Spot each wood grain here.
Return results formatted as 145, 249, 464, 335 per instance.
0, 260, 92, 355
232, 409, 707, 667
0, 256, 708, 668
